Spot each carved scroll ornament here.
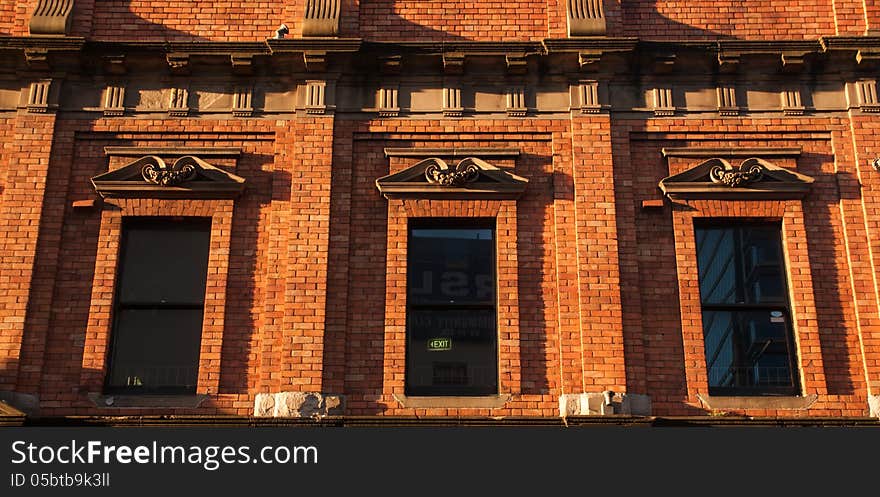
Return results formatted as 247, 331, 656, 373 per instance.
141, 157, 198, 186
425, 160, 479, 187
709, 161, 763, 187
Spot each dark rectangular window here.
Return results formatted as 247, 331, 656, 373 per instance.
406, 220, 497, 396
695, 222, 799, 396
106, 218, 211, 394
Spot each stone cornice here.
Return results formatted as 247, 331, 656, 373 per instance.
819, 36, 880, 51
266, 38, 362, 54
86, 41, 271, 55
363, 40, 544, 56
0, 36, 86, 51
542, 37, 639, 53
716, 40, 822, 55
6, 36, 880, 60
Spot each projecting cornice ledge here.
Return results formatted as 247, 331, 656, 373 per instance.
697, 394, 818, 410
266, 38, 362, 53
542, 37, 638, 53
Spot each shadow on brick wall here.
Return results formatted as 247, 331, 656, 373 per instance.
803, 159, 858, 396
85, 1, 219, 42
516, 152, 553, 396
614, 1, 743, 41
219, 155, 281, 394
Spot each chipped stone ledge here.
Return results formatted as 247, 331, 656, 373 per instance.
0, 391, 39, 416
254, 392, 344, 418
869, 395, 880, 418
559, 391, 652, 417
87, 393, 209, 409
697, 393, 818, 411
392, 394, 510, 409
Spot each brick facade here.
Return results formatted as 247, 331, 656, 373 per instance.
1, 1, 879, 423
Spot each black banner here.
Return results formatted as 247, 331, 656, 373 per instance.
1, 425, 875, 495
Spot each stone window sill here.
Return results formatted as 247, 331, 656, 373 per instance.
392, 394, 510, 409
697, 393, 818, 410
87, 393, 208, 409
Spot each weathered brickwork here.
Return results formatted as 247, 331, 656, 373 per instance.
2, 1, 880, 423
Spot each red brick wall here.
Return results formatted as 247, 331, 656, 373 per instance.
615, 119, 871, 417
6, 1, 877, 41
0, 0, 36, 36
358, 1, 547, 41
843, 116, 880, 394
25, 119, 279, 416
868, 0, 880, 34
0, 114, 56, 393
834, 0, 869, 35
3, 113, 873, 418
331, 120, 561, 416
88, 1, 297, 41
617, 1, 836, 40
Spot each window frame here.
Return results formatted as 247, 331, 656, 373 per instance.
104, 216, 212, 395
694, 220, 801, 397
404, 217, 499, 397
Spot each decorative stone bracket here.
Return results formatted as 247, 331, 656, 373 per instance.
567, 0, 606, 36
29, 0, 75, 36
302, 0, 341, 37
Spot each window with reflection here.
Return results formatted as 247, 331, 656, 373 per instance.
106, 218, 211, 394
406, 220, 497, 396
695, 222, 799, 395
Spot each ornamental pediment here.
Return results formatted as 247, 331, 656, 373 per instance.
375, 157, 528, 200
658, 157, 814, 200
91, 155, 246, 199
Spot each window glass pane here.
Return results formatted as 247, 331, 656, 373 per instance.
406, 308, 497, 396
696, 225, 787, 305
740, 227, 786, 304
408, 228, 494, 305
702, 309, 794, 391
118, 219, 211, 304
107, 308, 203, 391
696, 228, 738, 304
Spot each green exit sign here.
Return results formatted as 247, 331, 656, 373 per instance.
427, 338, 452, 351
